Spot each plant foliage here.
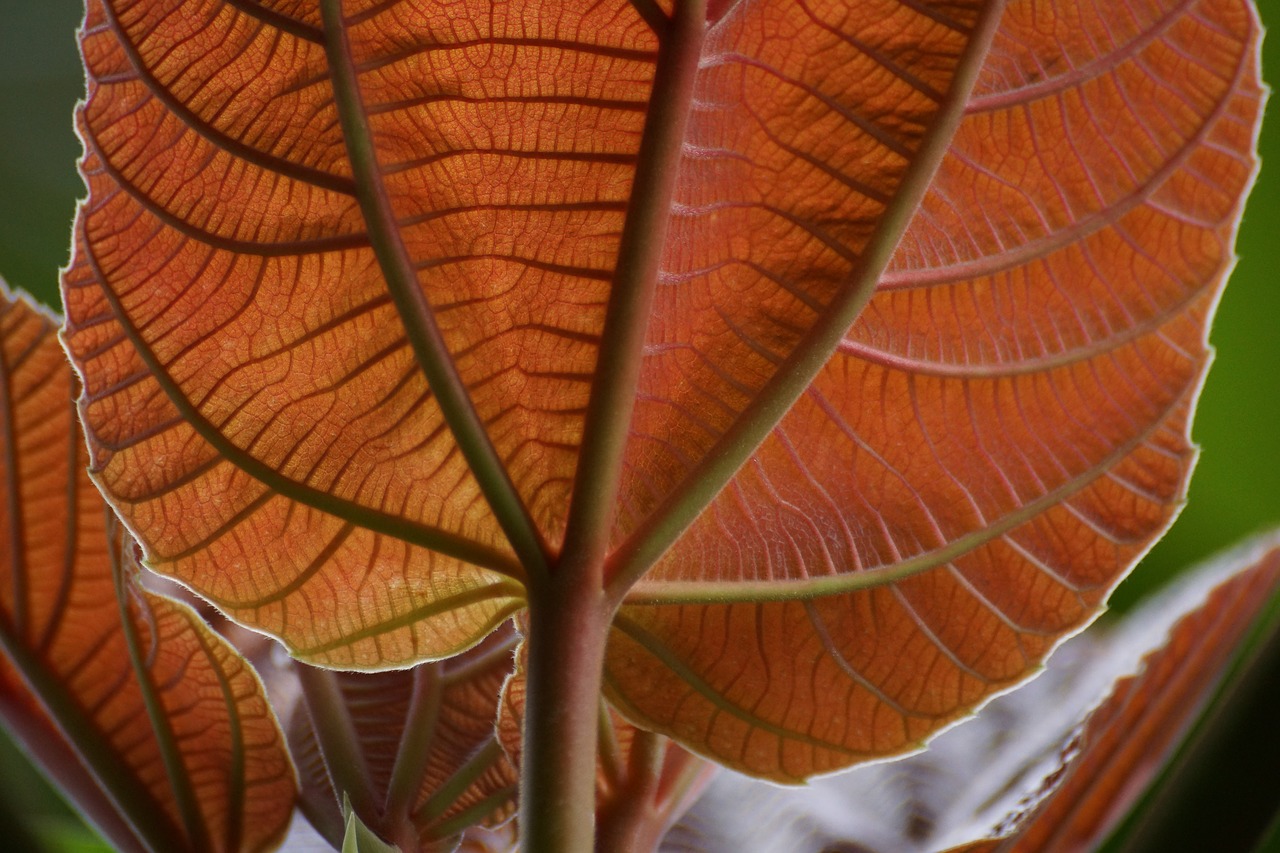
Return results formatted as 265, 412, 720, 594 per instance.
0, 0, 1270, 850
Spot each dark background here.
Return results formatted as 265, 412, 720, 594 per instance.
0, 2, 1276, 849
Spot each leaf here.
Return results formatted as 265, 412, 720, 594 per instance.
342, 795, 400, 853
290, 625, 518, 851
661, 621, 1118, 852
660, 533, 1280, 853
62, 0, 646, 667
606, 0, 1265, 779
0, 283, 295, 852
63, 0, 990, 664
60, 0, 1263, 785
969, 539, 1280, 853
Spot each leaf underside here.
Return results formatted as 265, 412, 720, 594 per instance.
62, 0, 1264, 781
290, 625, 518, 850
941, 541, 1280, 853
603, 0, 1264, 779
659, 536, 1280, 853
0, 285, 294, 853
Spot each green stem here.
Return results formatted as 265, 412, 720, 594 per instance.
518, 578, 612, 852
518, 5, 708, 848
414, 738, 507, 828
426, 784, 520, 841
383, 666, 442, 830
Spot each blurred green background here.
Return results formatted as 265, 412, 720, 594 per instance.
0, 1, 1277, 850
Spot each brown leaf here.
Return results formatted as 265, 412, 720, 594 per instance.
64, 0, 544, 667
63, 0, 997, 671
608, 0, 1264, 780
661, 535, 1280, 852
0, 285, 294, 852
959, 542, 1280, 852
290, 626, 518, 850
60, 0, 1263, 788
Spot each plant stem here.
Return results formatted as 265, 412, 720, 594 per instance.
519, 3, 707, 848
383, 666, 442, 831
518, 577, 612, 852
556, 0, 706, 583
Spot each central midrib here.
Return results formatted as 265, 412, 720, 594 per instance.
556, 0, 712, 587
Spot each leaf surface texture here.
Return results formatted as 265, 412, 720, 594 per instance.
0, 286, 294, 852
606, 0, 1264, 778
289, 626, 518, 850
60, 0, 1265, 780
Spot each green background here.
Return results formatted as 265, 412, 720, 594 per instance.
0, 1, 1277, 849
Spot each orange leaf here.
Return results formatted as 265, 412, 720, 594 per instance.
0, 285, 295, 852
960, 543, 1280, 853
63, 0, 998, 668
607, 0, 1264, 779
289, 625, 518, 850
64, 0, 547, 666
60, 0, 1263, 787
662, 536, 1280, 852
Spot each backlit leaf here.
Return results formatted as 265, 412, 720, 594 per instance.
0, 284, 295, 852
290, 626, 518, 851
661, 535, 1280, 852
956, 540, 1280, 853
63, 0, 992, 665
61, 0, 1263, 785
607, 0, 1264, 779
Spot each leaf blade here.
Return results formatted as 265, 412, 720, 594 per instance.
950, 539, 1280, 853
606, 0, 1010, 590
605, 0, 1265, 780
660, 535, 1280, 853
0, 284, 295, 852
318, 0, 549, 578
63, 0, 667, 666
290, 625, 519, 850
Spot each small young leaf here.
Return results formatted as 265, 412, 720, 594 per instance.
342, 794, 400, 853
0, 284, 295, 852
291, 626, 518, 850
